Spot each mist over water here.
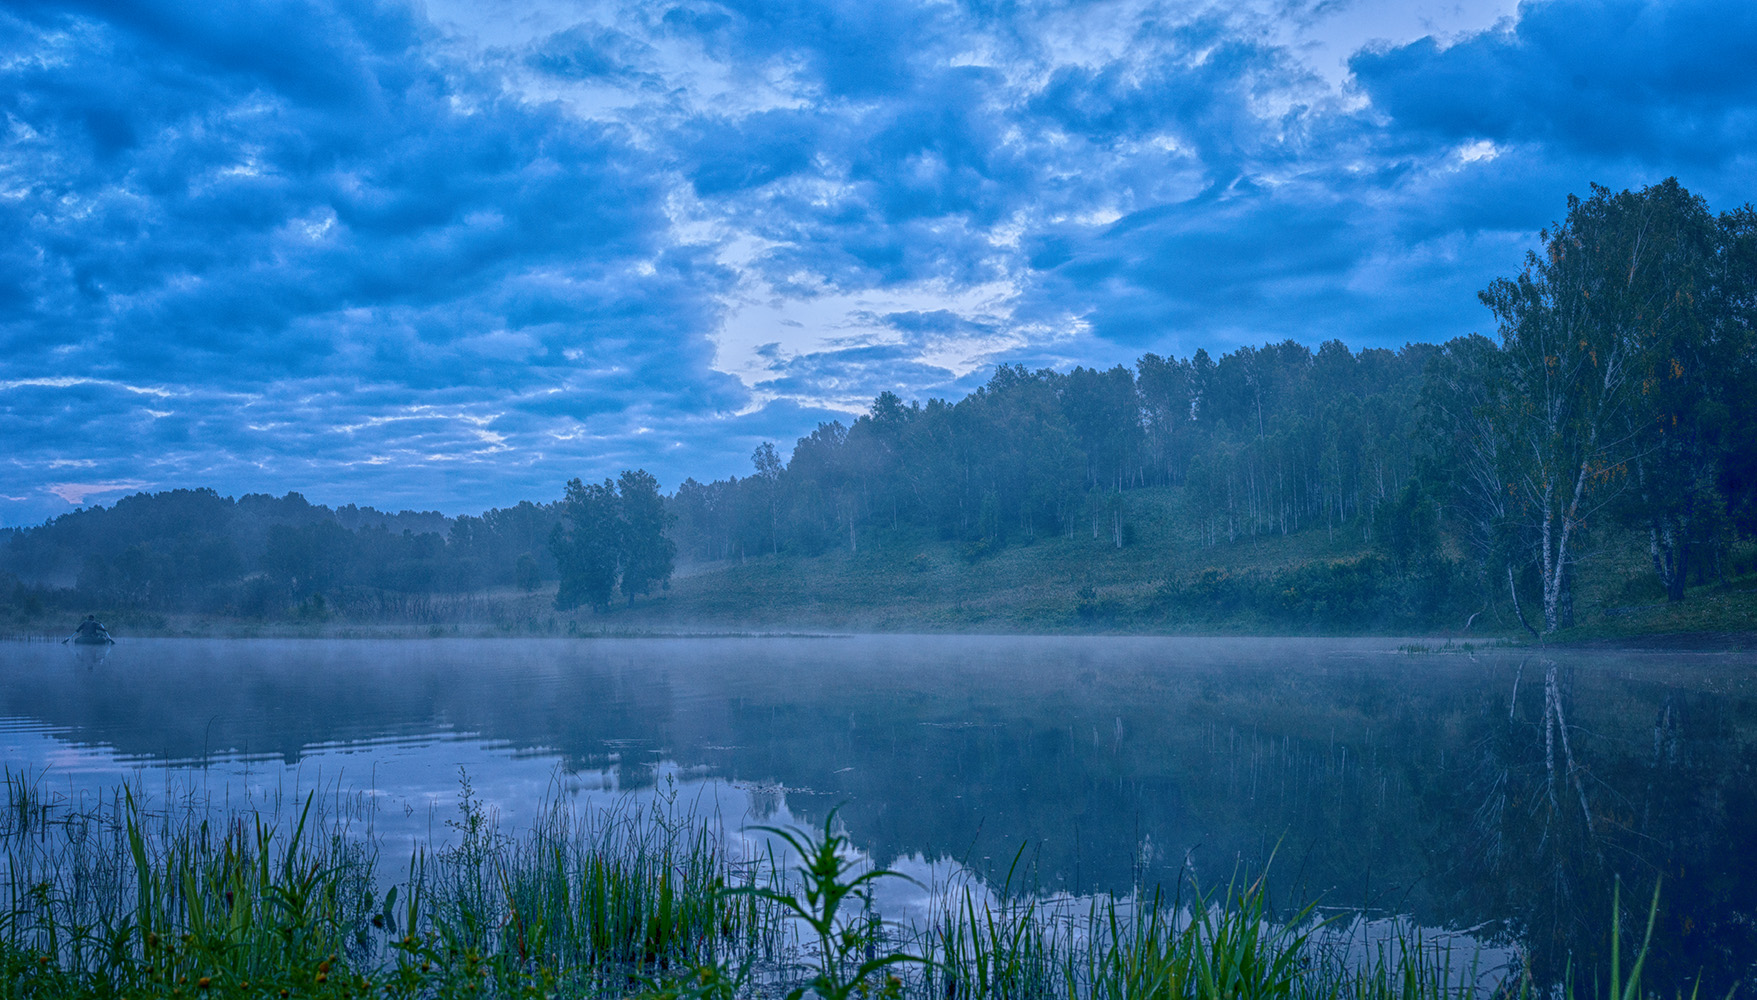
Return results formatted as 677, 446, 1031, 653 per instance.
3, 636, 1754, 988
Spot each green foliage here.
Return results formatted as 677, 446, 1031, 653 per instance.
552, 478, 624, 612
3, 183, 1754, 638
515, 552, 542, 592
734, 810, 922, 1000
0, 770, 1713, 1000
1076, 584, 1099, 620
1137, 553, 1481, 632
551, 471, 677, 612
0, 770, 771, 1000
620, 470, 678, 605
294, 591, 330, 622
0, 488, 563, 624
1460, 179, 1756, 630
1, 780, 376, 1000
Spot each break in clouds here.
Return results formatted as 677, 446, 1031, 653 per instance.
3, 0, 1756, 524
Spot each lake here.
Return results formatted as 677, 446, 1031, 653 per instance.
2, 635, 1754, 987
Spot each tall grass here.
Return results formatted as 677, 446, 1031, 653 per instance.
0, 770, 1697, 1000
915, 870, 1498, 1000
0, 768, 777, 998
1, 769, 378, 997
412, 772, 784, 997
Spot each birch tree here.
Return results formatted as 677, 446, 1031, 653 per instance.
1480, 185, 1656, 633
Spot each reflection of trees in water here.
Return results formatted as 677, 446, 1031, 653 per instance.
9, 639, 1755, 990
1458, 658, 1756, 994
1464, 659, 1605, 986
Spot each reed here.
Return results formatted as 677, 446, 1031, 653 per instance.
0, 769, 779, 998
914, 871, 1483, 1000
0, 771, 1695, 1000
2, 769, 378, 997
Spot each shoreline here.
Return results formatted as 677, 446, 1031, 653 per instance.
6, 619, 1757, 650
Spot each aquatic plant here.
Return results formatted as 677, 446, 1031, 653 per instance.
1, 771, 377, 998
734, 809, 921, 1000
0, 770, 1711, 1000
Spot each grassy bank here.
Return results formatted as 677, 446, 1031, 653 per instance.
6, 486, 1757, 641
0, 772, 1709, 1000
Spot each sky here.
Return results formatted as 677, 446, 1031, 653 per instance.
2, 0, 1755, 526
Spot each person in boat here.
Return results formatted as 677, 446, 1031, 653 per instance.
74, 615, 109, 638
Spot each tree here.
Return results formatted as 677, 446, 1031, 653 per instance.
1606, 179, 1724, 601
262, 520, 352, 598
1479, 184, 1672, 631
618, 469, 675, 604
751, 442, 783, 555
515, 553, 541, 592
550, 478, 622, 611
1717, 205, 1757, 535
1136, 352, 1197, 486
1422, 334, 1513, 575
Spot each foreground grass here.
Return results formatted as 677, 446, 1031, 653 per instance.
1, 771, 779, 1000
1, 772, 1714, 1000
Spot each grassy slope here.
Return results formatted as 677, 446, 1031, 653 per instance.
616, 487, 1405, 635
1547, 533, 1757, 644
8, 486, 1755, 640
612, 485, 1757, 642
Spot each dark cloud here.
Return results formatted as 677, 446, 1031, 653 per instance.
1351, 0, 1757, 167
684, 109, 824, 196
527, 23, 658, 84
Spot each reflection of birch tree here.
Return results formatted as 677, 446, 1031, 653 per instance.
1455, 656, 1757, 995
1539, 662, 1596, 844
1466, 658, 1609, 984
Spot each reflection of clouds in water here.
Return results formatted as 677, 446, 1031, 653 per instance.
4, 720, 1513, 979
8, 717, 988, 918
5, 720, 823, 877
1316, 915, 1518, 993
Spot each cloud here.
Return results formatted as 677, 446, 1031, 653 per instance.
527, 23, 658, 84
45, 481, 151, 504
1350, 0, 1757, 168
0, 0, 754, 523
3, 0, 1753, 524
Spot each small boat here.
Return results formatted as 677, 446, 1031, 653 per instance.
66, 617, 115, 645
72, 642, 111, 666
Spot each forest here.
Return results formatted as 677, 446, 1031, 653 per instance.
3, 179, 1754, 636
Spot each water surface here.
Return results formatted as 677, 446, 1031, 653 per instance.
2, 636, 1753, 986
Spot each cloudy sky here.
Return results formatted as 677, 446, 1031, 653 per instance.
2, 0, 1753, 526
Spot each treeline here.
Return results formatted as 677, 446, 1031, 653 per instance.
4, 179, 1753, 633
0, 488, 562, 619
670, 343, 1433, 561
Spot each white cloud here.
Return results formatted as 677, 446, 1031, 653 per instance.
45, 481, 150, 504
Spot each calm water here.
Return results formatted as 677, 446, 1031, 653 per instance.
2, 636, 1754, 984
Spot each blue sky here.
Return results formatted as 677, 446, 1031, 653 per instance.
2, 0, 1754, 526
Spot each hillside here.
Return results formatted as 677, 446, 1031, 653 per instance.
11, 484, 1756, 643
610, 486, 1757, 641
